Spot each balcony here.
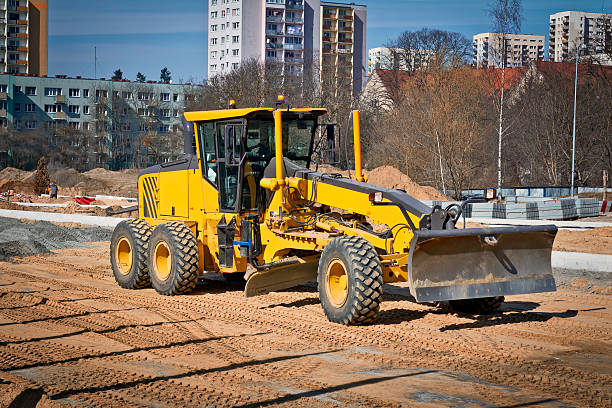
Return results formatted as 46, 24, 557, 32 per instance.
0, 110, 6, 117
284, 43, 303, 50
17, 6, 28, 12
266, 42, 282, 49
285, 17, 303, 24
322, 36, 334, 43
338, 13, 353, 21
17, 46, 27, 52
337, 48, 352, 54
266, 15, 284, 22
285, 57, 303, 63
338, 24, 352, 32
54, 112, 67, 120
16, 60, 26, 65
55, 95, 66, 104
338, 38, 352, 43
286, 3, 303, 9
17, 20, 27, 25
266, 29, 284, 36
16, 33, 28, 38
0, 92, 6, 100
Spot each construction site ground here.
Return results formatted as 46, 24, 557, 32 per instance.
0, 219, 610, 407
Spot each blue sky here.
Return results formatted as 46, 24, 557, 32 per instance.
49, 0, 611, 83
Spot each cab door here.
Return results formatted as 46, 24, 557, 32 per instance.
215, 120, 246, 213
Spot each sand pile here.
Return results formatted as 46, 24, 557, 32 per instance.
554, 226, 612, 255
317, 164, 448, 201
0, 167, 36, 194
84, 168, 139, 197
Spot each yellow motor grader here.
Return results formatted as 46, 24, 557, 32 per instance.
110, 101, 557, 325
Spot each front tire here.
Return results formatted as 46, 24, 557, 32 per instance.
448, 296, 504, 314
317, 236, 383, 325
110, 219, 152, 289
148, 222, 199, 296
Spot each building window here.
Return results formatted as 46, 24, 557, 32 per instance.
25, 120, 36, 129
211, 51, 217, 58
122, 107, 128, 115
211, 11, 217, 18
138, 108, 151, 116
233, 22, 240, 29
0, 85, 7, 93
14, 103, 20, 112
159, 125, 170, 133
173, 109, 179, 117
44, 104, 60, 113
13, 85, 22, 94
211, 24, 217, 31
83, 89, 90, 98
25, 103, 35, 112
232, 35, 239, 43
210, 64, 217, 71
83, 122, 90, 131
160, 109, 170, 117
232, 63, 239, 69
69, 88, 80, 97
95, 89, 108, 98
211, 37, 217, 45
113, 91, 119, 98
14, 119, 21, 130
68, 105, 80, 114
25, 87, 36, 96
45, 88, 62, 96
211, 0, 217, 5
69, 122, 80, 129
83, 105, 90, 114
122, 91, 133, 99
138, 92, 153, 101
232, 49, 239, 56
232, 8, 239, 16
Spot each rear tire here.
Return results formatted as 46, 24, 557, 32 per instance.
148, 222, 199, 296
110, 219, 152, 289
448, 296, 504, 314
318, 236, 383, 325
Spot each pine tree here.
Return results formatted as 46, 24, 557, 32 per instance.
160, 67, 172, 83
34, 156, 50, 195
112, 69, 123, 81
136, 72, 146, 83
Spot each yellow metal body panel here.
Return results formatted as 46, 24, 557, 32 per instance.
158, 170, 189, 218
184, 107, 327, 122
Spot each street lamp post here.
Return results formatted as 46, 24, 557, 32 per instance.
571, 44, 587, 197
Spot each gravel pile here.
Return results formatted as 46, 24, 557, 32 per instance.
0, 217, 111, 261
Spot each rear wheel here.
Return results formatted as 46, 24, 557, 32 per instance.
318, 236, 383, 325
448, 296, 504, 314
110, 219, 152, 289
148, 222, 199, 296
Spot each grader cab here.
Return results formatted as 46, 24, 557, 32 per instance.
110, 103, 557, 325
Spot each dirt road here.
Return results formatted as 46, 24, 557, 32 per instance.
0, 241, 610, 407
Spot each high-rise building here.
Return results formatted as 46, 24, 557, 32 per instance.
0, 0, 48, 76
319, 2, 366, 94
207, 0, 366, 94
473, 33, 545, 69
549, 11, 612, 64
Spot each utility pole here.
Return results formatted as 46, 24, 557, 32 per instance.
571, 44, 586, 197
497, 36, 506, 200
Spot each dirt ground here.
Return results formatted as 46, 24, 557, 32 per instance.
0, 231, 610, 407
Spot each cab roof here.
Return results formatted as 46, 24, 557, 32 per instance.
184, 108, 327, 122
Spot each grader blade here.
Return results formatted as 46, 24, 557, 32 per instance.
244, 256, 319, 297
408, 225, 558, 303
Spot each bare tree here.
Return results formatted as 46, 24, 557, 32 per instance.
488, 0, 522, 196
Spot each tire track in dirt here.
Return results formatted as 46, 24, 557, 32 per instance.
1, 249, 611, 407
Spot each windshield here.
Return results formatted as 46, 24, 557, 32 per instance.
245, 118, 315, 167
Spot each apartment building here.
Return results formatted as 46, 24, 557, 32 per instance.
549, 11, 612, 64
473, 33, 545, 68
319, 2, 366, 94
207, 0, 366, 94
0, 74, 197, 168
0, 0, 48, 76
